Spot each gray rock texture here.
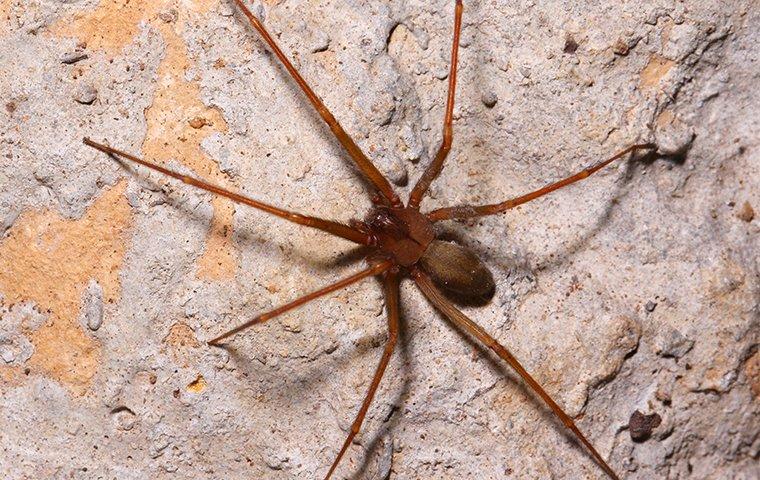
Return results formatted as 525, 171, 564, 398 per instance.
0, 1, 758, 479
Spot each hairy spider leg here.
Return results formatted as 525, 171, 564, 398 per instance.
427, 143, 657, 221
325, 269, 401, 480
232, 0, 400, 207
208, 260, 392, 345
408, 0, 463, 209
413, 268, 621, 480
82, 138, 371, 245
82, 137, 372, 245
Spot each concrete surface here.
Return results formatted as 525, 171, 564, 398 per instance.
0, 0, 758, 479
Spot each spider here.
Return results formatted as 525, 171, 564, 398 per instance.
83, 1, 657, 478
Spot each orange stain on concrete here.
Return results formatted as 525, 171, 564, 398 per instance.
745, 351, 760, 399
145, 17, 236, 280
165, 321, 200, 350
0, 182, 133, 395
655, 108, 675, 128
0, 0, 13, 36
640, 55, 676, 89
186, 373, 207, 393
49, 0, 162, 52
0, 366, 23, 387
164, 321, 201, 367
51, 0, 238, 280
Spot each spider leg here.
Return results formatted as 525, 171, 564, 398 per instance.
426, 143, 656, 221
83, 138, 371, 245
408, 0, 463, 209
232, 0, 400, 207
413, 268, 621, 480
324, 269, 400, 480
208, 260, 392, 345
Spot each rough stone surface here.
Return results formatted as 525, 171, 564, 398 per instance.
1, 1, 758, 479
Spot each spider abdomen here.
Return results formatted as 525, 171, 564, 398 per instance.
419, 240, 496, 301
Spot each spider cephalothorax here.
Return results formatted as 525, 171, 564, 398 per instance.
363, 206, 433, 265
83, 0, 657, 479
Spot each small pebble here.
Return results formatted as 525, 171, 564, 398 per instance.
398, 125, 423, 163
159, 8, 177, 22
628, 410, 662, 442
645, 301, 657, 312
2, 209, 19, 236
655, 123, 695, 156
323, 341, 339, 354
387, 159, 408, 186
1, 345, 16, 364
310, 30, 330, 53
149, 434, 171, 459
655, 382, 672, 403
218, 2, 234, 17
112, 407, 137, 431
736, 201, 755, 222
264, 451, 289, 470
433, 66, 449, 80
645, 9, 663, 25
61, 52, 88, 65
563, 35, 579, 54
82, 280, 104, 331
280, 315, 302, 333
481, 91, 498, 108
654, 327, 694, 359
74, 84, 98, 105
188, 116, 209, 129
613, 38, 630, 56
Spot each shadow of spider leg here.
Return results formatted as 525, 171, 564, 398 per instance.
413, 268, 621, 480
426, 143, 657, 222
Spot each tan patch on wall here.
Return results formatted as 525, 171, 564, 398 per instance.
49, 0, 163, 52
0, 0, 12, 36
640, 55, 676, 89
0, 182, 133, 395
51, 0, 238, 281
164, 321, 200, 367
49, 0, 218, 51
694, 255, 755, 392
656, 109, 675, 128
145, 17, 236, 280
165, 321, 200, 350
745, 351, 760, 399
0, 365, 24, 387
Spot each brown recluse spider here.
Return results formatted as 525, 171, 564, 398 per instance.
83, 1, 657, 478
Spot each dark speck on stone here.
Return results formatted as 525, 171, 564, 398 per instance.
481, 91, 498, 108
629, 410, 662, 442
563, 35, 579, 54
736, 201, 754, 222
645, 301, 657, 312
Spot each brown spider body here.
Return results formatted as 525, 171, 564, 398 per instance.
362, 206, 434, 267
420, 239, 497, 300
361, 205, 496, 301
82, 1, 659, 478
